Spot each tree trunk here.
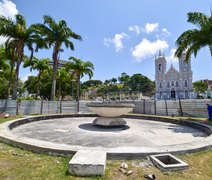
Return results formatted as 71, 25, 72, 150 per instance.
35, 73, 41, 100
12, 59, 21, 100
6, 63, 14, 99
58, 82, 61, 100
77, 77, 80, 113
50, 51, 59, 101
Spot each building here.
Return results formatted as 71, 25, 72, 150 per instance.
155, 51, 193, 100
200, 79, 212, 90
47, 60, 69, 68
200, 79, 212, 98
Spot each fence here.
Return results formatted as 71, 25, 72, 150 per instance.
0, 100, 90, 115
0, 99, 211, 118
133, 99, 212, 118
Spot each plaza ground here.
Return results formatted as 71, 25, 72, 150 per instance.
0, 116, 212, 179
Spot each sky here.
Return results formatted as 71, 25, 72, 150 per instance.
0, 0, 212, 83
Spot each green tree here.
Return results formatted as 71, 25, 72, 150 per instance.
0, 14, 43, 99
111, 78, 117, 84
118, 72, 130, 84
24, 71, 52, 100
82, 80, 103, 88
104, 80, 110, 85
175, 12, 212, 62
31, 15, 82, 100
0, 66, 8, 98
193, 81, 208, 94
24, 57, 51, 99
65, 57, 94, 112
96, 85, 108, 101
17, 79, 25, 97
56, 67, 72, 100
0, 46, 16, 99
24, 76, 37, 95
128, 73, 154, 96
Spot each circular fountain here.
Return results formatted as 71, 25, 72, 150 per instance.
0, 114, 211, 159
87, 102, 135, 127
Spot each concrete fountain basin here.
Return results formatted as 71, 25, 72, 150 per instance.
87, 102, 135, 127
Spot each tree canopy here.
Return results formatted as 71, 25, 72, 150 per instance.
175, 11, 212, 62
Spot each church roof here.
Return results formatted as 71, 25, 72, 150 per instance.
166, 64, 178, 74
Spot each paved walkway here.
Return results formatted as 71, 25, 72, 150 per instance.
12, 117, 207, 147
0, 116, 212, 159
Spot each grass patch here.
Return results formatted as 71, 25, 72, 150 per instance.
0, 142, 211, 179
0, 115, 22, 124
0, 143, 70, 180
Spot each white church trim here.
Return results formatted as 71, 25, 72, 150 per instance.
155, 51, 194, 100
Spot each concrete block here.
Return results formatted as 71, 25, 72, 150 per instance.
68, 150, 106, 176
150, 153, 189, 171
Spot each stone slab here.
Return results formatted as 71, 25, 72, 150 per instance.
68, 150, 106, 176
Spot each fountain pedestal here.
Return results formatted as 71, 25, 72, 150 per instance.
87, 103, 134, 127
93, 117, 127, 126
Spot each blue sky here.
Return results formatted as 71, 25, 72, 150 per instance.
0, 0, 212, 82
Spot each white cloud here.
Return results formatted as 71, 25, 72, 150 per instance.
128, 25, 141, 35
132, 38, 169, 61
144, 23, 159, 33
162, 28, 171, 36
103, 33, 128, 52
0, 0, 18, 19
166, 48, 178, 63
0, 0, 18, 45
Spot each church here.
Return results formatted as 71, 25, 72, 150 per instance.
155, 51, 194, 100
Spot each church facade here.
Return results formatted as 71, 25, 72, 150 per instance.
155, 51, 194, 100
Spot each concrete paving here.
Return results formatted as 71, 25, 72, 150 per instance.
0, 116, 212, 159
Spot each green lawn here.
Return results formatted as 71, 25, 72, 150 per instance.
0, 116, 211, 179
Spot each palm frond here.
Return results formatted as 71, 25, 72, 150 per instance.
187, 12, 208, 27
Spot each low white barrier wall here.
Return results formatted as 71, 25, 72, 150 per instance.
0, 99, 211, 118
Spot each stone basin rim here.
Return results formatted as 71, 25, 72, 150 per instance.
86, 102, 135, 108
0, 114, 212, 160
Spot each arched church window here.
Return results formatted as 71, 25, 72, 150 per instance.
167, 82, 170, 88
176, 81, 179, 87
159, 64, 162, 71
171, 81, 174, 86
159, 82, 162, 88
184, 80, 188, 87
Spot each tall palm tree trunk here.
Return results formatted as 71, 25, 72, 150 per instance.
12, 59, 21, 100
35, 74, 41, 100
77, 77, 80, 113
50, 50, 59, 101
50, 64, 57, 101
58, 82, 61, 100
6, 63, 14, 99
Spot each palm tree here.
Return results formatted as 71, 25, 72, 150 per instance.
0, 46, 14, 99
0, 14, 43, 99
111, 78, 117, 84
31, 15, 82, 100
24, 57, 51, 99
56, 67, 72, 100
65, 57, 94, 113
175, 12, 212, 62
